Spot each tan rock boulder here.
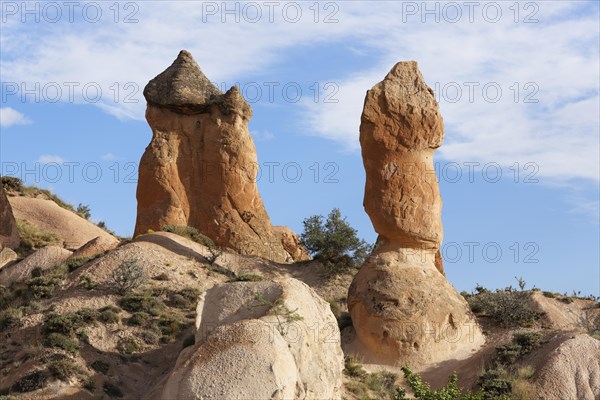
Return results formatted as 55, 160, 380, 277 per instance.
134, 50, 308, 264
69, 236, 118, 260
9, 196, 119, 250
0, 181, 19, 249
533, 334, 600, 400
348, 62, 483, 367
0, 245, 72, 285
162, 278, 344, 399
0, 246, 18, 270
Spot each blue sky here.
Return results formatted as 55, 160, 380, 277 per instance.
1, 1, 598, 295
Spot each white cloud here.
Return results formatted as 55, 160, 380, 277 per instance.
37, 155, 66, 164
1, 1, 598, 184
0, 107, 31, 127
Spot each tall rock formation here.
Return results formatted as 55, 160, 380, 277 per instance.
347, 62, 484, 366
134, 51, 308, 263
0, 181, 19, 249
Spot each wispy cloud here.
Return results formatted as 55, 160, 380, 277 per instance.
36, 155, 66, 164
101, 153, 119, 161
251, 130, 275, 141
0, 107, 31, 127
1, 1, 598, 184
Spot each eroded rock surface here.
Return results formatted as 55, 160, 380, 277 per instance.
0, 182, 19, 249
161, 278, 344, 399
134, 51, 308, 263
348, 62, 483, 367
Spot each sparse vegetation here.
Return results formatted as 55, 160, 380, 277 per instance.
44, 333, 80, 353
110, 259, 147, 295
119, 293, 166, 316
168, 287, 202, 310
467, 286, 543, 327
300, 208, 373, 275
91, 360, 110, 374
11, 370, 48, 393
229, 273, 264, 282
118, 338, 142, 354
16, 219, 61, 254
0, 307, 23, 331
76, 203, 91, 220
48, 358, 79, 381
248, 292, 303, 335
163, 225, 218, 249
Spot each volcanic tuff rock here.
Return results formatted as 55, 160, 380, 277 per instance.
134, 50, 308, 263
161, 278, 344, 399
348, 62, 483, 366
0, 181, 19, 249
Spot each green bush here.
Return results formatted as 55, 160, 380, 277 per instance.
91, 360, 110, 374
63, 256, 93, 272
467, 290, 542, 327
153, 314, 189, 342
110, 260, 147, 295
118, 338, 141, 354
128, 312, 151, 326
168, 288, 202, 310
513, 331, 542, 354
120, 293, 166, 316
26, 274, 65, 299
48, 358, 79, 381
495, 344, 522, 365
44, 333, 80, 353
343, 356, 367, 379
82, 377, 96, 391
0, 307, 23, 331
1, 176, 24, 192
76, 204, 91, 220
99, 309, 120, 324
477, 369, 511, 399
11, 370, 48, 393
163, 225, 217, 249
43, 311, 96, 336
300, 208, 373, 274
398, 366, 484, 400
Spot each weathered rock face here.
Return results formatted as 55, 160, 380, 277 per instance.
134, 50, 308, 264
348, 62, 483, 367
0, 245, 72, 285
0, 182, 19, 249
161, 278, 344, 399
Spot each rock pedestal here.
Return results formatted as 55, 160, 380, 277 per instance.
348, 62, 483, 366
134, 51, 308, 263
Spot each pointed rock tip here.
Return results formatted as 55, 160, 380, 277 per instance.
143, 50, 224, 113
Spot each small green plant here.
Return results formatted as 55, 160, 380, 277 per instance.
118, 338, 142, 354
477, 369, 511, 399
392, 367, 485, 400
80, 275, 97, 290
76, 204, 91, 220
0, 307, 23, 331
542, 291, 556, 298
140, 329, 161, 345
91, 360, 110, 374
153, 314, 190, 343
99, 309, 120, 324
82, 376, 96, 392
248, 292, 303, 336
300, 208, 373, 275
515, 276, 527, 291
44, 333, 80, 353
229, 274, 264, 282
48, 358, 79, 381
163, 225, 218, 248
512, 331, 542, 354
110, 259, 147, 295
119, 293, 166, 316
128, 312, 151, 326
343, 356, 367, 379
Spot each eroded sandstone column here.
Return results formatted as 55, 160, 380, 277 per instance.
134, 51, 308, 263
0, 181, 19, 249
347, 62, 483, 366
